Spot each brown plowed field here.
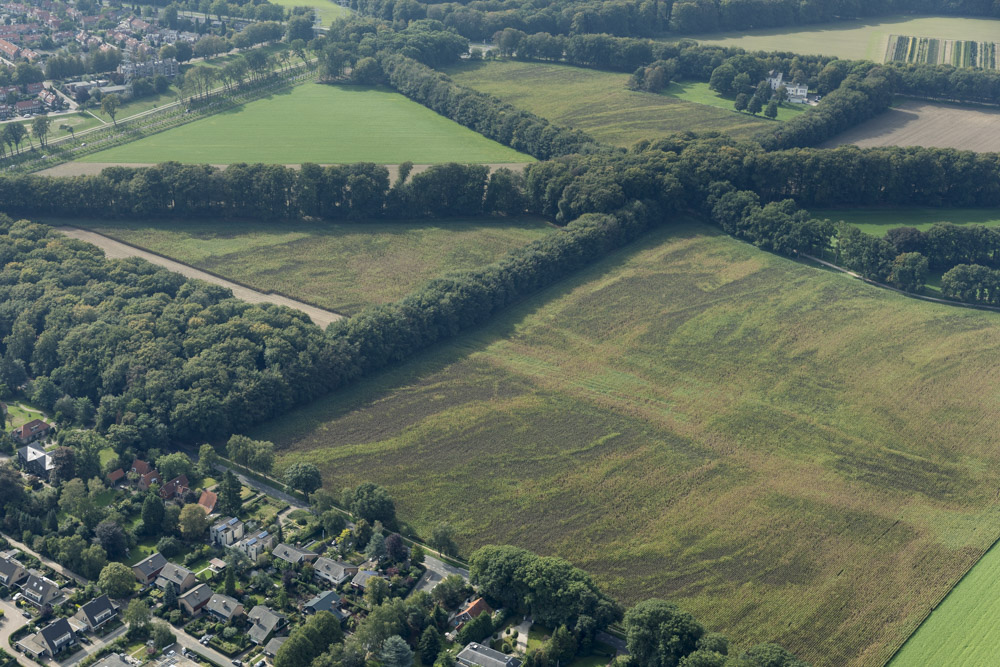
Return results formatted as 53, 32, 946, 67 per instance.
823, 99, 1000, 151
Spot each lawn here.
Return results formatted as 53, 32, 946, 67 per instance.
662, 15, 1000, 60
664, 81, 807, 122
72, 216, 555, 315
80, 82, 532, 165
255, 220, 1000, 666
812, 207, 1000, 236
268, 0, 349, 25
5, 402, 46, 428
444, 60, 773, 146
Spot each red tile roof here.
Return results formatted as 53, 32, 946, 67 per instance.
131, 459, 152, 475
458, 598, 492, 620
159, 475, 190, 499
198, 490, 217, 514
108, 469, 125, 483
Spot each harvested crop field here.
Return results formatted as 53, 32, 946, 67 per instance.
822, 98, 1000, 151
258, 220, 1000, 666
61, 216, 554, 315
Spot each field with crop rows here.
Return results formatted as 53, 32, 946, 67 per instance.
885, 35, 1000, 68
81, 83, 532, 165
445, 61, 774, 145
70, 216, 554, 315
258, 220, 1000, 666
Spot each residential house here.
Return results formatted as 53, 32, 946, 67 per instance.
457, 643, 522, 667
118, 58, 178, 79
131, 552, 167, 585
13, 418, 51, 445
107, 469, 125, 485
303, 591, 346, 621
24, 81, 43, 94
247, 605, 286, 645
455, 598, 492, 626
138, 470, 162, 492
92, 655, 130, 667
210, 517, 244, 547
178, 583, 213, 616
73, 594, 118, 632
349, 570, 382, 593
198, 490, 217, 514
766, 70, 808, 103
313, 557, 357, 587
154, 563, 196, 594
20, 573, 61, 607
204, 593, 243, 623
18, 618, 77, 659
271, 544, 318, 567
16, 444, 52, 479
0, 556, 27, 588
236, 530, 273, 563
0, 38, 19, 59
159, 474, 189, 500
262, 637, 287, 658
130, 459, 153, 476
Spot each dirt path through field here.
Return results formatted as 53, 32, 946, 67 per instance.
39, 162, 531, 179
55, 226, 344, 328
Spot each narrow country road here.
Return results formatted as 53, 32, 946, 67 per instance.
54, 226, 343, 328
2, 532, 88, 586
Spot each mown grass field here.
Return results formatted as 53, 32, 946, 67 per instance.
813, 207, 1000, 235
445, 60, 773, 145
665, 15, 1000, 60
268, 0, 349, 24
76, 217, 554, 315
80, 83, 532, 165
256, 220, 1000, 666
665, 81, 807, 122
889, 537, 1000, 665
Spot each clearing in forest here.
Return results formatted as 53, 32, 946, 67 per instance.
257, 220, 1000, 666
268, 0, 349, 24
67, 216, 554, 316
80, 83, 532, 165
665, 15, 1000, 61
820, 99, 1000, 152
812, 207, 1000, 236
445, 60, 774, 146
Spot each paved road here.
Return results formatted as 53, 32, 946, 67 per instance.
55, 227, 343, 329
597, 631, 627, 656
58, 625, 127, 667
0, 597, 32, 667
172, 630, 234, 667
2, 532, 88, 586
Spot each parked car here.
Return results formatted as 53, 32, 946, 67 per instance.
231, 660, 242, 666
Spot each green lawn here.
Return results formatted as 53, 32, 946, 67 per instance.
890, 538, 1000, 666
71, 216, 554, 315
444, 60, 773, 146
664, 81, 807, 122
5, 402, 46, 428
812, 207, 1000, 236
80, 83, 531, 165
663, 15, 1000, 60
256, 220, 1000, 666
269, 0, 349, 24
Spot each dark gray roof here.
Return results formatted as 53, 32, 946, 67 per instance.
22, 574, 57, 600
350, 570, 381, 589
0, 556, 25, 584
205, 593, 241, 618
179, 583, 212, 608
304, 590, 341, 614
271, 543, 316, 564
156, 562, 193, 586
93, 655, 130, 667
248, 605, 285, 643
457, 643, 522, 667
39, 618, 74, 652
133, 552, 167, 578
263, 636, 287, 656
79, 595, 117, 626
314, 557, 355, 583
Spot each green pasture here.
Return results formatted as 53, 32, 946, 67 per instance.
268, 0, 349, 24
445, 60, 773, 145
665, 15, 1000, 60
257, 220, 1000, 666
5, 402, 46, 429
73, 216, 553, 315
890, 537, 1000, 666
813, 207, 1000, 236
80, 83, 531, 165
664, 81, 807, 122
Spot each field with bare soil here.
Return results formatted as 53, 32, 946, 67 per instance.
822, 99, 1000, 151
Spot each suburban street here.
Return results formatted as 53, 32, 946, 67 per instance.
58, 625, 127, 667
171, 631, 231, 667
0, 597, 31, 667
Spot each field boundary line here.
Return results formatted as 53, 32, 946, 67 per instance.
800, 253, 1000, 313
52, 224, 345, 323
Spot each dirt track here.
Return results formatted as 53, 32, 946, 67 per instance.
822, 99, 1000, 151
39, 162, 531, 181
55, 226, 343, 329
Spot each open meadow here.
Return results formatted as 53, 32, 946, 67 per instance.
71, 217, 554, 315
268, 0, 349, 24
820, 98, 1000, 152
813, 207, 1000, 236
665, 15, 1000, 60
665, 80, 807, 122
445, 60, 774, 145
255, 220, 1000, 666
80, 83, 532, 165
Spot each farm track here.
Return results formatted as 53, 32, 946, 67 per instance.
54, 226, 344, 328
38, 162, 530, 180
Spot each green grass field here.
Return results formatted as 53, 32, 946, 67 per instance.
890, 537, 1000, 665
81, 83, 532, 165
813, 207, 1000, 236
445, 60, 774, 146
269, 0, 349, 24
255, 220, 1000, 666
75, 217, 554, 315
665, 81, 807, 121
666, 15, 1000, 60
